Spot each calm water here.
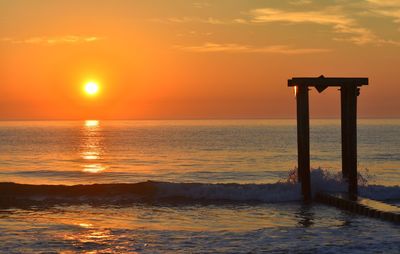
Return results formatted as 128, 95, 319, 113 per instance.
0, 119, 399, 253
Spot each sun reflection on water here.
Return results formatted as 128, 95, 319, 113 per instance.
83, 164, 106, 173
64, 225, 113, 246
85, 120, 99, 127
80, 120, 106, 173
82, 151, 99, 160
78, 223, 93, 228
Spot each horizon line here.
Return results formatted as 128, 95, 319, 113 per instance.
1, 117, 399, 121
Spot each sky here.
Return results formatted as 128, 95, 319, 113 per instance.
1, 0, 399, 120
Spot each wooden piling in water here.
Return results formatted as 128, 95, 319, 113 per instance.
288, 76, 368, 201
341, 85, 358, 195
296, 85, 311, 201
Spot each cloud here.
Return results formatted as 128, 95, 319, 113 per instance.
366, 0, 400, 7
175, 42, 331, 54
233, 18, 250, 24
376, 9, 400, 23
150, 4, 400, 47
366, 0, 400, 25
289, 0, 312, 6
250, 8, 349, 25
193, 2, 210, 9
0, 35, 104, 45
250, 7, 377, 45
176, 30, 213, 37
150, 16, 228, 25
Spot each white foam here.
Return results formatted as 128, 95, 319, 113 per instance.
3, 168, 399, 203
151, 168, 400, 202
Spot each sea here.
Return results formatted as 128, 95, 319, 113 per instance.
0, 119, 399, 253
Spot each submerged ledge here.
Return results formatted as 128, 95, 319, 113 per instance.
315, 192, 400, 223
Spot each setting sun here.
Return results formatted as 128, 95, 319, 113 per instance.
1, 1, 400, 252
84, 81, 99, 96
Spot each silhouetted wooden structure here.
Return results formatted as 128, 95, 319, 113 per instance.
288, 76, 368, 201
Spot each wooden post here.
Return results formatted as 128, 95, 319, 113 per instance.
296, 85, 311, 201
348, 85, 358, 196
341, 85, 358, 196
341, 87, 349, 178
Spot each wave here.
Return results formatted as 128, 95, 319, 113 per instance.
1, 169, 399, 205
0, 181, 302, 205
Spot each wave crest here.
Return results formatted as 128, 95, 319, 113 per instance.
1, 169, 399, 205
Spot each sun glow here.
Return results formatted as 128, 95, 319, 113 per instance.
84, 81, 99, 96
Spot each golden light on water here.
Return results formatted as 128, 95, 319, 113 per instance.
83, 164, 106, 173
78, 223, 93, 228
81, 120, 106, 173
63, 223, 113, 246
82, 151, 99, 160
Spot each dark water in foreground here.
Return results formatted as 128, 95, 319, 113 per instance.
0, 119, 399, 253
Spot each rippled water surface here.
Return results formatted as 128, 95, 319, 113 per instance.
0, 120, 399, 253
1, 203, 399, 253
0, 119, 399, 185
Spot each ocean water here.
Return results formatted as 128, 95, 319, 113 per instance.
0, 119, 399, 253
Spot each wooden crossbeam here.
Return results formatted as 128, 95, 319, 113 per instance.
288, 77, 368, 87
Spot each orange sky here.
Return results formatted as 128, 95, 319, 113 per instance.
1, 0, 399, 120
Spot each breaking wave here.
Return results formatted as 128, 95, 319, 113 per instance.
1, 169, 399, 205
